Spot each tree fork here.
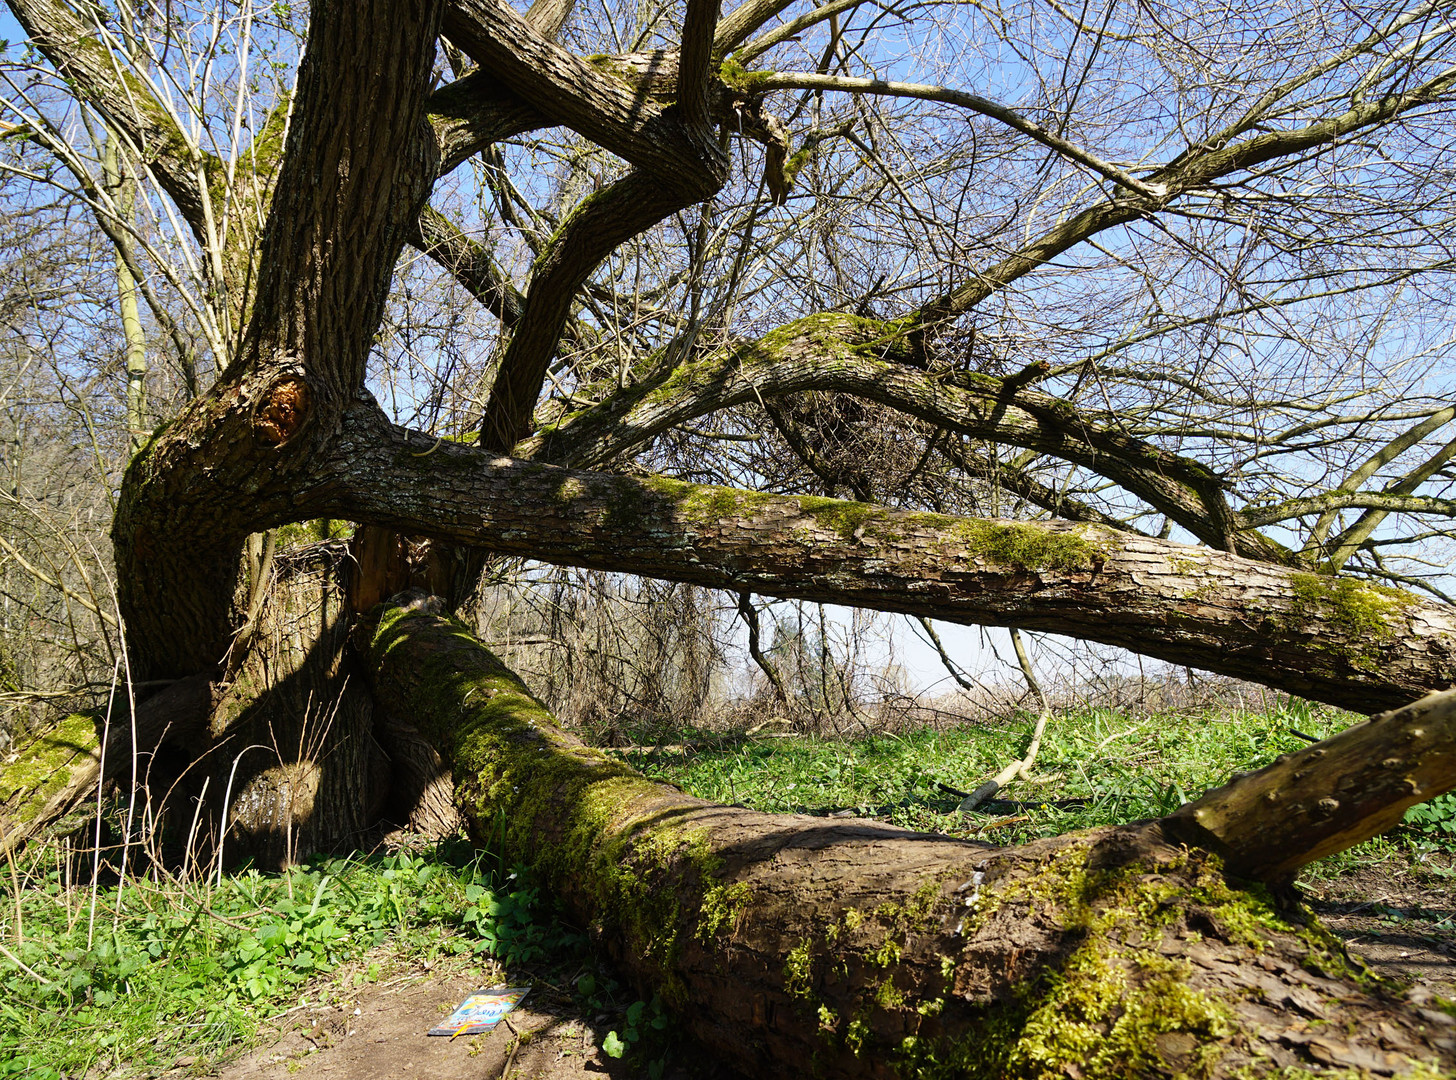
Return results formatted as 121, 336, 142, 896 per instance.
362, 601, 1456, 1079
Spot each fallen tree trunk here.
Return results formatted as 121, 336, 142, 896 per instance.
362, 600, 1456, 1079
0, 675, 211, 856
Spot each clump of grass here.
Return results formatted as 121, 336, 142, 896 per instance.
0, 838, 579, 1079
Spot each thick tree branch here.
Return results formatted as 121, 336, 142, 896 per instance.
426, 69, 547, 174
523, 0, 578, 38
1167, 688, 1456, 884
713, 0, 801, 55
113, 0, 444, 677
520, 314, 1284, 562
478, 171, 723, 451
317, 407, 1456, 713
679, 0, 721, 132
443, 0, 726, 197
410, 205, 526, 327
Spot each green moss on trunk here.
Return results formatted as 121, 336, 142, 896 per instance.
0, 712, 99, 826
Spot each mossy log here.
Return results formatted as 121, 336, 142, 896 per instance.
363, 602, 1456, 1080
0, 675, 210, 855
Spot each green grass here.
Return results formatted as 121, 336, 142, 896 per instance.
620, 698, 1357, 846
0, 840, 580, 1079
5, 699, 1451, 1078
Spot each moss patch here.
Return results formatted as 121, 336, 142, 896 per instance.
890, 844, 1339, 1079
368, 608, 759, 998
0, 712, 99, 823
1286, 572, 1409, 642
799, 497, 883, 540
879, 515, 1102, 572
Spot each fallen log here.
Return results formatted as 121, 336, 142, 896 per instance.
0, 675, 211, 855
362, 602, 1456, 1079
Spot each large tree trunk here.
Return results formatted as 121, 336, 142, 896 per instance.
362, 600, 1456, 1079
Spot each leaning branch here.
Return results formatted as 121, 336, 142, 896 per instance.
1167, 688, 1456, 884
321, 407, 1456, 713
931, 66, 1456, 318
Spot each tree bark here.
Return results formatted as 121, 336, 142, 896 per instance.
315, 412, 1456, 714
0, 675, 211, 856
362, 601, 1456, 1080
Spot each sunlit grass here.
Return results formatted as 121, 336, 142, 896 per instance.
0, 840, 575, 1079
6, 699, 1450, 1078
619, 698, 1358, 846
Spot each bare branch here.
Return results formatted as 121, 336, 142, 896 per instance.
754, 72, 1164, 198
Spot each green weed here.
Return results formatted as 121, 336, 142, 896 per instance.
0, 839, 577, 1077
621, 702, 1359, 846
1402, 792, 1456, 851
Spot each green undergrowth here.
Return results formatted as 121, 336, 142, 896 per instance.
620, 698, 1359, 845
0, 838, 583, 1079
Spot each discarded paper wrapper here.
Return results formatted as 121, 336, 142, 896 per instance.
427, 986, 531, 1037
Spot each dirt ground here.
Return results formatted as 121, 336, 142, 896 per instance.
1303, 857, 1456, 1000
210, 962, 660, 1080
206, 951, 754, 1080
204, 858, 1456, 1080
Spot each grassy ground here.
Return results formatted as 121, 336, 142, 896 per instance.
620, 696, 1355, 847
0, 841, 595, 1079
3, 700, 1453, 1078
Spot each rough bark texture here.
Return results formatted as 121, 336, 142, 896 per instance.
363, 602, 1456, 1080
320, 416, 1456, 713
112, 0, 443, 680
200, 541, 387, 865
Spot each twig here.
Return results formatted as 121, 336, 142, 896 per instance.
0, 940, 53, 985
960, 629, 1051, 812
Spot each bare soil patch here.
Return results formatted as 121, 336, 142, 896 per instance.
1303, 852, 1456, 998
206, 955, 746, 1080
